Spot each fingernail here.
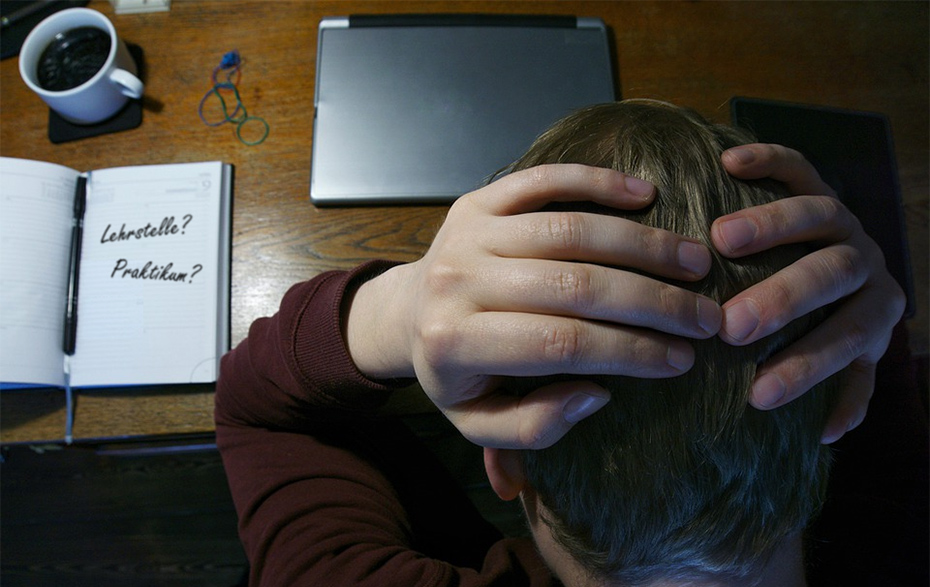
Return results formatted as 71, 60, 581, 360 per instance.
678, 241, 711, 276
752, 373, 787, 408
717, 218, 757, 253
728, 146, 756, 165
820, 426, 842, 445
723, 299, 760, 342
563, 393, 609, 423
666, 342, 694, 372
624, 176, 654, 200
697, 297, 722, 336
821, 414, 863, 444
847, 410, 866, 433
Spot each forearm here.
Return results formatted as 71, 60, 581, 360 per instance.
345, 260, 420, 380
214, 260, 426, 582
217, 416, 549, 586
214, 261, 549, 584
216, 418, 417, 585
215, 259, 410, 432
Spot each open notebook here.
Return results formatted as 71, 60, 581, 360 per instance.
0, 158, 232, 390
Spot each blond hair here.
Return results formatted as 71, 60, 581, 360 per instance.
510, 100, 839, 584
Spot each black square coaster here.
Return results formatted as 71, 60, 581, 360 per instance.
47, 43, 145, 144
48, 99, 142, 144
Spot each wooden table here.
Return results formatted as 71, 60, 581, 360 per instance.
2, 0, 926, 444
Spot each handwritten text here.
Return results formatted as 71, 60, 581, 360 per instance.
110, 258, 203, 283
100, 214, 193, 244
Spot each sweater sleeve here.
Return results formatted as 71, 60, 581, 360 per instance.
214, 261, 555, 587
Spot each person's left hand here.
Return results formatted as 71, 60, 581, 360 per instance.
347, 164, 719, 450
715, 144, 906, 444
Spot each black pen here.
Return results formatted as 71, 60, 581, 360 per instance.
63, 175, 87, 356
62, 174, 86, 445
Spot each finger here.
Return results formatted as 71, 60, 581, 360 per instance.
470, 164, 656, 216
450, 381, 611, 449
719, 241, 867, 345
493, 210, 712, 280
820, 360, 875, 444
475, 259, 720, 338
748, 286, 896, 410
418, 311, 696, 386
711, 195, 860, 257
721, 143, 836, 197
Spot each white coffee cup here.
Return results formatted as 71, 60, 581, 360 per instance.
19, 8, 144, 125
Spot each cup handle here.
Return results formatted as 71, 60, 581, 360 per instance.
110, 69, 144, 99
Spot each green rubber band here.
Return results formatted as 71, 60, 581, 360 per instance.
200, 83, 245, 126
236, 116, 269, 145
199, 52, 270, 146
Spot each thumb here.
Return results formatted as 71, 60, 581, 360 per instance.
449, 381, 610, 450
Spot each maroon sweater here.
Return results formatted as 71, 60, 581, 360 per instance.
215, 261, 928, 586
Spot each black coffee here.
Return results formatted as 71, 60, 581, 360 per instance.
36, 26, 111, 91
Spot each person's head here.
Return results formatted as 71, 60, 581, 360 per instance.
484, 100, 840, 586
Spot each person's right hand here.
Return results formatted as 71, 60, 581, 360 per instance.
716, 144, 907, 443
346, 164, 721, 450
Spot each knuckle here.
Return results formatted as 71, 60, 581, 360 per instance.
812, 195, 857, 235
609, 330, 670, 376
447, 187, 485, 219
656, 282, 680, 321
812, 194, 842, 221
547, 211, 585, 253
626, 336, 670, 376
453, 188, 479, 209
525, 431, 558, 450
417, 317, 463, 368
816, 247, 862, 296
549, 265, 595, 311
745, 143, 779, 170
519, 419, 549, 449
517, 404, 566, 450
760, 143, 782, 163
762, 204, 793, 238
541, 321, 585, 368
524, 164, 557, 193
839, 319, 870, 363
762, 276, 794, 330
641, 226, 674, 263
872, 256, 907, 319
783, 354, 818, 400
888, 279, 907, 317
422, 258, 464, 297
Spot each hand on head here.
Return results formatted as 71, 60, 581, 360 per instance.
716, 143, 905, 443
348, 144, 904, 449
348, 163, 719, 449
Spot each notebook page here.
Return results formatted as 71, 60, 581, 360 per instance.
70, 162, 225, 387
0, 157, 78, 387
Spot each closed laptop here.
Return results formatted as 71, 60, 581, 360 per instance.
310, 15, 616, 206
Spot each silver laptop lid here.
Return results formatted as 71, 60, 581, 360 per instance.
310, 15, 616, 206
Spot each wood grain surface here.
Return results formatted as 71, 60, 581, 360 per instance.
2, 0, 926, 443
